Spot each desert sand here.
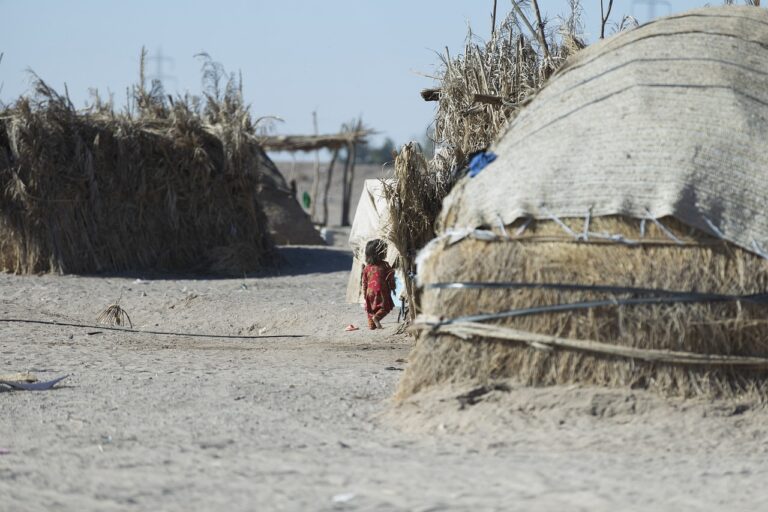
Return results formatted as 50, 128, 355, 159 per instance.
4, 160, 768, 511
3, 237, 768, 511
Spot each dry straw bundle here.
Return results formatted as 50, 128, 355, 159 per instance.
400, 217, 768, 399
0, 52, 276, 274
431, 0, 588, 157
383, 143, 454, 318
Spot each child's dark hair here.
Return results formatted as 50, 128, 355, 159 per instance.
365, 239, 387, 264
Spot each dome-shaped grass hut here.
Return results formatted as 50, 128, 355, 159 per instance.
400, 6, 768, 399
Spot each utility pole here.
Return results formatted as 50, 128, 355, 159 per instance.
147, 47, 176, 87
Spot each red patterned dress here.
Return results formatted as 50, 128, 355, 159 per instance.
362, 262, 396, 328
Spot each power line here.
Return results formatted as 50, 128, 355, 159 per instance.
0, 318, 305, 340
147, 47, 176, 86
631, 0, 671, 21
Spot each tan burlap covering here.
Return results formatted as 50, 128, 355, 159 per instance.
440, 6, 768, 257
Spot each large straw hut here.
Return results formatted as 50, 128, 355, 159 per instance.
0, 78, 276, 274
400, 6, 768, 399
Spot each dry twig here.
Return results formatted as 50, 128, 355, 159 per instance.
97, 304, 133, 328
600, 0, 614, 39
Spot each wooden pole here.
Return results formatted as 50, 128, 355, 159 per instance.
310, 111, 320, 222
340, 142, 352, 226
344, 141, 357, 227
529, 0, 550, 61
420, 88, 441, 101
491, 0, 498, 37
510, 1, 549, 63
321, 148, 339, 227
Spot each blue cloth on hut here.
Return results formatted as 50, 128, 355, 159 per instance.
468, 151, 497, 177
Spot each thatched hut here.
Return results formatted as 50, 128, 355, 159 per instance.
0, 79, 277, 274
400, 6, 768, 399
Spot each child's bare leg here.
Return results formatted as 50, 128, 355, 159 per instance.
367, 315, 377, 330
373, 312, 384, 329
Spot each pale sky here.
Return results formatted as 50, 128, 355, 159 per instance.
1, 0, 709, 151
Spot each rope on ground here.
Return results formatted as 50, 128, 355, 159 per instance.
412, 320, 768, 368
0, 318, 305, 340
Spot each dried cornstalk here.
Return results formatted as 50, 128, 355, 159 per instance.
96, 304, 133, 328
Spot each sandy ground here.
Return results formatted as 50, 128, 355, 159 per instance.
3, 239, 768, 511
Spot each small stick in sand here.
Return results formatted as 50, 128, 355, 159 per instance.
96, 303, 132, 328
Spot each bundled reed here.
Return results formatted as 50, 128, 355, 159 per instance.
385, 3, 599, 316
383, 143, 456, 320
0, 54, 276, 274
399, 217, 768, 399
431, 1, 586, 157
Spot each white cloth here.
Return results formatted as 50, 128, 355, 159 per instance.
346, 179, 400, 303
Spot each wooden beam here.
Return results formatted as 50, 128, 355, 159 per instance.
258, 130, 371, 152
421, 88, 504, 106
473, 93, 503, 105
421, 88, 441, 101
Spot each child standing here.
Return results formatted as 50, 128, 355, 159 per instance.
361, 239, 396, 329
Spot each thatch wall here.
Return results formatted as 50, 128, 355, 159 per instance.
384, 143, 454, 319
0, 81, 276, 274
400, 217, 768, 399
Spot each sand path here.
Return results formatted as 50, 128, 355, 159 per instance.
2, 244, 768, 511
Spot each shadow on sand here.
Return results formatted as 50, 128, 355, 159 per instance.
267, 246, 353, 277
70, 245, 353, 281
